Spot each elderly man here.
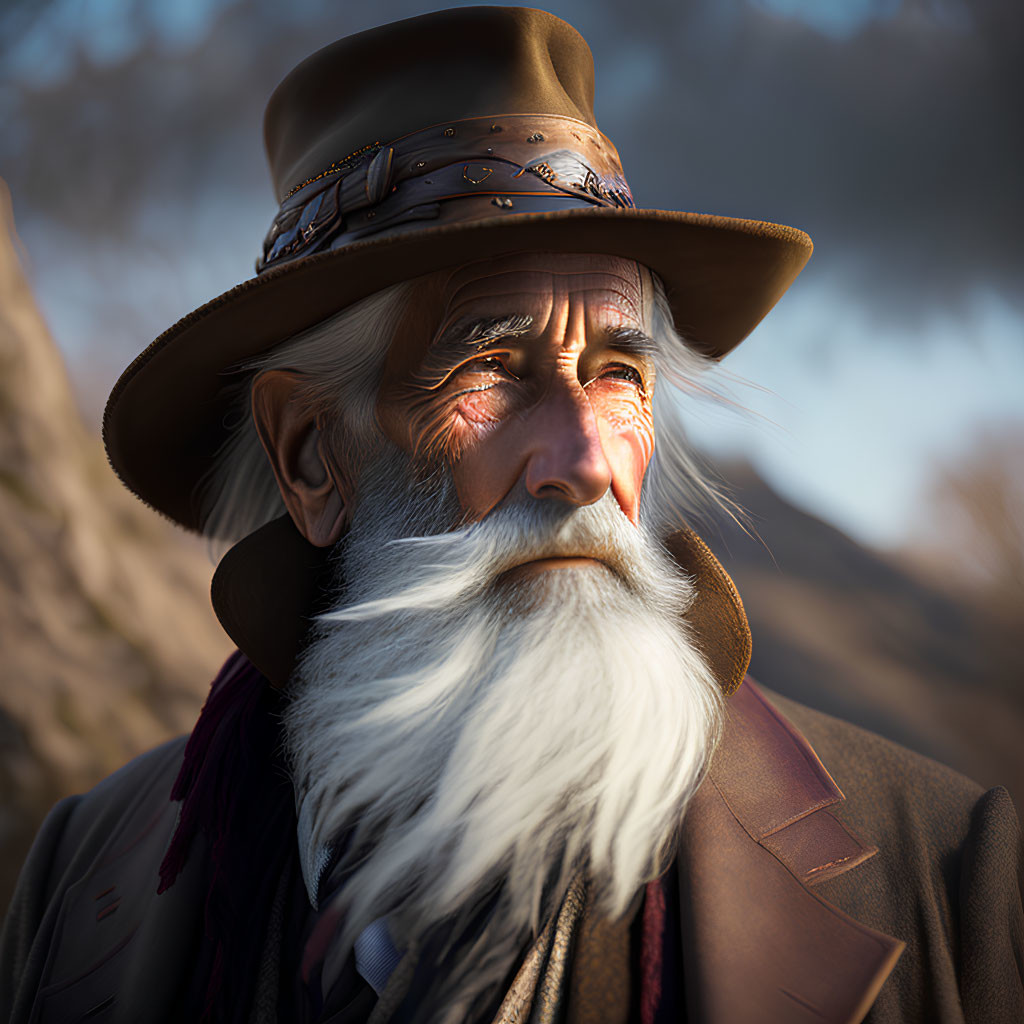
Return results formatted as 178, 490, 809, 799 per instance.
2, 8, 1021, 1024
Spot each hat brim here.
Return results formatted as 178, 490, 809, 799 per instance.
103, 206, 811, 532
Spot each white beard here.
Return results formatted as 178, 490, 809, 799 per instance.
284, 443, 722, 1020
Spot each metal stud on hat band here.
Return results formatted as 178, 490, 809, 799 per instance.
257, 114, 635, 274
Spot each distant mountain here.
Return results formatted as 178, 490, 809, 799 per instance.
0, 182, 231, 912
703, 461, 1024, 809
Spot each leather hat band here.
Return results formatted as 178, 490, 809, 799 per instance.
257, 114, 636, 274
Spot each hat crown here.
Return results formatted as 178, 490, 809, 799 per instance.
264, 7, 598, 203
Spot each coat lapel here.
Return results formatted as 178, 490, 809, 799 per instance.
677, 681, 904, 1024
489, 680, 903, 1024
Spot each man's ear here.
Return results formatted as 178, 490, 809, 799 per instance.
251, 369, 348, 547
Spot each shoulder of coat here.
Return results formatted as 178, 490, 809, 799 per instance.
48, 736, 189, 884
754, 684, 987, 852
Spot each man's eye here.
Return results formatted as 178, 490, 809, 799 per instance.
600, 364, 644, 388
468, 355, 517, 378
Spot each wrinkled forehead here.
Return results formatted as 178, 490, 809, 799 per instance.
385, 253, 653, 377
439, 252, 650, 326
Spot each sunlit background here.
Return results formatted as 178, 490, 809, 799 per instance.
1, 0, 1022, 910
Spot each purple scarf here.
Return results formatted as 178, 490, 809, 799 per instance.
158, 651, 297, 1024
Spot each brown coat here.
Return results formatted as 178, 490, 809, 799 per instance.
2, 680, 1021, 1023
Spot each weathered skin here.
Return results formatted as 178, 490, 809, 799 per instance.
378, 253, 657, 526
253, 253, 658, 557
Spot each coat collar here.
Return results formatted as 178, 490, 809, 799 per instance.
211, 515, 753, 696
674, 679, 904, 1024
495, 680, 903, 1024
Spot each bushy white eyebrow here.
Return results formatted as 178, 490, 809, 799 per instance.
603, 325, 658, 360
434, 314, 535, 353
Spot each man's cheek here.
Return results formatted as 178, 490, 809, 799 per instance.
450, 388, 524, 461
406, 387, 513, 463
596, 397, 655, 522
455, 389, 504, 428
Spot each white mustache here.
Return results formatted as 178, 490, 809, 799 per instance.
321, 486, 691, 626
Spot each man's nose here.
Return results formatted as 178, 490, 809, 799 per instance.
521, 382, 613, 506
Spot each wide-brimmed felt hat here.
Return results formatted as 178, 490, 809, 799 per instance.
102, 5, 812, 534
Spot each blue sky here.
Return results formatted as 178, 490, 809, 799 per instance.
686, 284, 1024, 545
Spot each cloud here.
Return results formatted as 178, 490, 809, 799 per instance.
577, 0, 1023, 319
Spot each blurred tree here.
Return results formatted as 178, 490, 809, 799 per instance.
929, 428, 1024, 617
909, 426, 1024, 699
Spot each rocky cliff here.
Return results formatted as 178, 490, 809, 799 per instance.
0, 181, 231, 910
